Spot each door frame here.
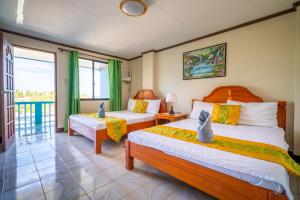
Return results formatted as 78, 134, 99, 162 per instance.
0, 32, 16, 150
13, 45, 58, 133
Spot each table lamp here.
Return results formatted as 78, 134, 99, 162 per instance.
166, 93, 177, 114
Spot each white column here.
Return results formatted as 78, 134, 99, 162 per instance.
142, 51, 156, 90
294, 5, 300, 155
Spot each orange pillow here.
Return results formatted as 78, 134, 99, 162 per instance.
133, 100, 148, 113
211, 104, 240, 125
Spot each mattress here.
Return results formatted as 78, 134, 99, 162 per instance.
69, 110, 155, 130
128, 118, 293, 200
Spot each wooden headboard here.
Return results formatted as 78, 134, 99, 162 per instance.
193, 86, 286, 130
133, 90, 167, 113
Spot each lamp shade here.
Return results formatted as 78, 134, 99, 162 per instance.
166, 93, 177, 103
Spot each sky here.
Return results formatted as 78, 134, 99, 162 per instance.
14, 47, 55, 92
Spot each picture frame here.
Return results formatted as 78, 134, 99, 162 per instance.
183, 43, 226, 80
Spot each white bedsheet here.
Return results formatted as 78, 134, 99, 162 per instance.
69, 110, 155, 130
128, 118, 293, 199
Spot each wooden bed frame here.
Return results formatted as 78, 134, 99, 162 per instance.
68, 90, 167, 154
125, 86, 288, 200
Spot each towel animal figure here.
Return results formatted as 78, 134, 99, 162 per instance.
98, 102, 105, 118
197, 110, 213, 143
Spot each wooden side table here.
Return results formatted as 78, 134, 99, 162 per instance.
155, 113, 188, 125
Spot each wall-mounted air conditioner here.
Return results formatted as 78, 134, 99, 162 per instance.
122, 70, 132, 82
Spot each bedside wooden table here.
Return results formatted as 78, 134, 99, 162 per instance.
155, 113, 188, 125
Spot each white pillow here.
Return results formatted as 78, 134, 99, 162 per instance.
227, 100, 278, 128
190, 101, 213, 119
127, 98, 135, 111
145, 99, 161, 114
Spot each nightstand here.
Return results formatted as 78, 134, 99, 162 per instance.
155, 113, 188, 125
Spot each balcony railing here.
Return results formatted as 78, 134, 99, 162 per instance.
15, 101, 55, 137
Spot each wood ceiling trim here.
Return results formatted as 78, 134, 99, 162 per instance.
0, 28, 129, 61
128, 1, 300, 61
0, 1, 298, 61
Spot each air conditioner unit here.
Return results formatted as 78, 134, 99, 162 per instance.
122, 70, 132, 82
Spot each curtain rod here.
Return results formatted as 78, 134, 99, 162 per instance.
58, 47, 122, 63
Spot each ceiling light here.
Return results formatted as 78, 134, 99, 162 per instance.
120, 0, 147, 17
16, 0, 25, 25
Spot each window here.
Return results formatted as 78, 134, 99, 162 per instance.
79, 58, 109, 99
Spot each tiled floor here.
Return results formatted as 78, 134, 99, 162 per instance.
0, 132, 299, 200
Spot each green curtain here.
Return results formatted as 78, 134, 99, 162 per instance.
64, 51, 80, 131
108, 59, 122, 111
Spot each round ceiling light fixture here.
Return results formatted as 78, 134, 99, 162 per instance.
120, 0, 147, 17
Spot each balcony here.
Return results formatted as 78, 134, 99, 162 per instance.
15, 101, 55, 138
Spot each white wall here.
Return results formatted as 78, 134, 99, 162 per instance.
129, 57, 142, 97
142, 51, 156, 90
294, 6, 300, 155
5, 33, 129, 130
129, 13, 297, 151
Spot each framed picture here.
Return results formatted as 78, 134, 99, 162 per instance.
183, 43, 226, 80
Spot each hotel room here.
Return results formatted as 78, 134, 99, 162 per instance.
0, 0, 300, 199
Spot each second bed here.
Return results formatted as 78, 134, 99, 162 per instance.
68, 90, 167, 154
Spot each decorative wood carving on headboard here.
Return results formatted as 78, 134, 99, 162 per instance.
203, 86, 263, 103
193, 86, 286, 130
133, 90, 167, 113
134, 90, 159, 100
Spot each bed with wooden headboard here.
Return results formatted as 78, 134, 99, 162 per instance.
125, 86, 288, 200
68, 90, 167, 154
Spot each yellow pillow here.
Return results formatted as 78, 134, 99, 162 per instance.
211, 104, 240, 125
133, 100, 148, 113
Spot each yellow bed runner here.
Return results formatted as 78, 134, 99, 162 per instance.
81, 113, 127, 143
144, 125, 300, 176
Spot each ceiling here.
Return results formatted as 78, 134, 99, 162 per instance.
0, 0, 297, 59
